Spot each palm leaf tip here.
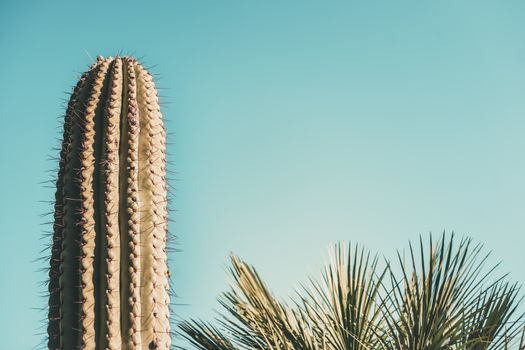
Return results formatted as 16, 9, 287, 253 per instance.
179, 320, 237, 350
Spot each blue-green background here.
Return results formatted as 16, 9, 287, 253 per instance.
1, 1, 524, 348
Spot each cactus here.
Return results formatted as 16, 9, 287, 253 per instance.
47, 56, 171, 350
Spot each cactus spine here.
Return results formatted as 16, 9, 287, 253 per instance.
47, 56, 171, 350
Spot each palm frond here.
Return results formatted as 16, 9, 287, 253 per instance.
216, 254, 318, 350
179, 233, 524, 350
299, 242, 388, 350
459, 281, 523, 349
381, 233, 523, 350
179, 319, 238, 350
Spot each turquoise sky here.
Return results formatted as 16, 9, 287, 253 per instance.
1, 1, 524, 348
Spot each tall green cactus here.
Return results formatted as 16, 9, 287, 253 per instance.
47, 56, 171, 350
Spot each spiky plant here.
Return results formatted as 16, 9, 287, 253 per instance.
381, 235, 523, 350
180, 234, 524, 350
299, 244, 388, 350
47, 56, 171, 350
181, 255, 321, 350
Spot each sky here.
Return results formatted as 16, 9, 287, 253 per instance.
1, 0, 525, 348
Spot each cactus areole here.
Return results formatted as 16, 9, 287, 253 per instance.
47, 56, 171, 350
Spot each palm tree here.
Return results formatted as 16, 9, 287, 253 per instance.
180, 234, 524, 349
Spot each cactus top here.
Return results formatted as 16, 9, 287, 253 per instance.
48, 56, 171, 350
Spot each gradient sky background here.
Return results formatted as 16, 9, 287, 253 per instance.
1, 1, 525, 348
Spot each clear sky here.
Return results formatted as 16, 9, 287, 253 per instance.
1, 1, 524, 348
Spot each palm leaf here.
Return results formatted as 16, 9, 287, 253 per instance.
203, 254, 318, 350
380, 233, 524, 350
180, 319, 238, 350
179, 234, 524, 350
299, 242, 388, 350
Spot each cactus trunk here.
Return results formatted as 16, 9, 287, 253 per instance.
47, 56, 171, 350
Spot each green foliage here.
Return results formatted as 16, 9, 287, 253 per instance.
180, 234, 524, 350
